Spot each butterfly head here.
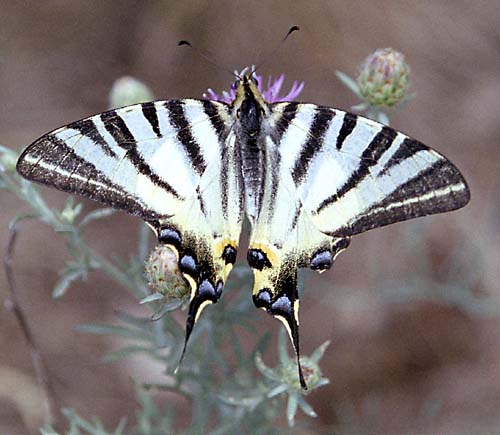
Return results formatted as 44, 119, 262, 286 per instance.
231, 73, 270, 137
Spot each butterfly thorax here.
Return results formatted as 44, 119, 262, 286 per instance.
232, 75, 272, 223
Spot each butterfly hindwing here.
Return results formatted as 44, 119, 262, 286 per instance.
17, 99, 244, 354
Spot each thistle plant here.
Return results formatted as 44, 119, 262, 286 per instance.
336, 47, 415, 125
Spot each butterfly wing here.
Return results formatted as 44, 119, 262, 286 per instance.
17, 99, 244, 354
271, 102, 470, 237
247, 101, 469, 388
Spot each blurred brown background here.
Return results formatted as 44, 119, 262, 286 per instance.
1, 1, 499, 434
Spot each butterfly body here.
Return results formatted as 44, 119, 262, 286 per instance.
16, 73, 470, 389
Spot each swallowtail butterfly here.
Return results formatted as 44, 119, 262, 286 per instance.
16, 70, 470, 389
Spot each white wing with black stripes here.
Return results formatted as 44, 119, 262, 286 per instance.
16, 71, 470, 391
270, 102, 470, 238
17, 99, 244, 355
244, 94, 469, 389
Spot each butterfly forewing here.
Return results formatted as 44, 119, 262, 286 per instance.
271, 103, 470, 238
17, 99, 229, 220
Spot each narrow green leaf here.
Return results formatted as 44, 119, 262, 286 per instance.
335, 71, 361, 97
298, 396, 318, 418
286, 394, 299, 427
112, 417, 127, 435
310, 340, 330, 363
79, 208, 116, 228
76, 323, 152, 340
376, 111, 390, 125
255, 353, 279, 381
104, 345, 152, 363
138, 221, 151, 263
52, 269, 85, 298
267, 384, 288, 398
278, 327, 290, 365
139, 292, 164, 304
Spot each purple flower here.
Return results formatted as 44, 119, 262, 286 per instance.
203, 67, 304, 104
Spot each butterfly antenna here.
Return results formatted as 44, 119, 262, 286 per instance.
253, 25, 300, 75
178, 40, 239, 80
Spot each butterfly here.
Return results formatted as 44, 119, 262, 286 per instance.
16, 70, 470, 389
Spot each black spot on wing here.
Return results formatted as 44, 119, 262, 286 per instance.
196, 185, 207, 217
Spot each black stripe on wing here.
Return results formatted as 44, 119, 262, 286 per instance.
273, 102, 299, 144
317, 126, 398, 213
141, 102, 162, 137
101, 110, 136, 147
264, 102, 299, 222
16, 134, 163, 220
291, 108, 335, 184
68, 118, 118, 158
165, 100, 206, 175
201, 99, 232, 219
336, 112, 357, 150
100, 110, 182, 200
201, 99, 228, 143
330, 158, 470, 237
379, 137, 429, 176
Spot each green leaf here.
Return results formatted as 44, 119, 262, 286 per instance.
104, 345, 152, 363
278, 327, 290, 365
139, 292, 165, 304
376, 111, 390, 125
286, 394, 299, 427
310, 340, 330, 363
52, 268, 86, 298
255, 353, 279, 381
151, 300, 184, 320
267, 384, 288, 398
297, 396, 318, 418
138, 221, 151, 263
350, 102, 369, 112
112, 418, 127, 435
79, 208, 116, 228
76, 323, 152, 340
336, 71, 361, 97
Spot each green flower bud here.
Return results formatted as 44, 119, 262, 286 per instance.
357, 48, 410, 108
144, 245, 189, 302
109, 76, 154, 108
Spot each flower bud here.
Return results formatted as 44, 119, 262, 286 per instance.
144, 245, 189, 302
357, 48, 410, 107
109, 76, 154, 108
